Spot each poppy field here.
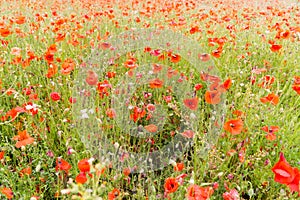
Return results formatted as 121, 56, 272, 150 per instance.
0, 0, 300, 199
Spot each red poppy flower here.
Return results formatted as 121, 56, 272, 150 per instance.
251, 67, 267, 74
61, 58, 75, 75
292, 85, 300, 95
262, 125, 279, 141
266, 133, 276, 141
23, 102, 39, 116
124, 58, 138, 69
55, 33, 66, 42
262, 125, 279, 133
44, 51, 54, 64
280, 30, 290, 39
169, 54, 181, 63
183, 97, 198, 110
220, 78, 232, 91
190, 26, 200, 34
152, 63, 163, 73
0, 151, 4, 160
199, 53, 210, 62
5, 106, 26, 121
13, 130, 34, 148
223, 119, 244, 135
46, 64, 58, 78
47, 44, 57, 54
106, 71, 116, 78
209, 81, 221, 91
181, 130, 195, 138
130, 106, 146, 122
164, 177, 179, 194
78, 159, 90, 173
167, 67, 178, 78
149, 78, 164, 89
123, 167, 131, 177
15, 16, 26, 24
293, 76, 300, 85
186, 184, 214, 200
211, 47, 223, 58
50, 92, 61, 101
99, 42, 111, 50
75, 172, 87, 184
20, 167, 32, 177
0, 187, 13, 199
86, 70, 98, 86
108, 188, 120, 200
272, 152, 296, 184
223, 189, 240, 200
174, 163, 184, 172
287, 168, 300, 194
270, 44, 282, 52
258, 75, 275, 88
0, 28, 12, 37
97, 80, 111, 98
55, 158, 72, 173
205, 90, 221, 104
106, 108, 116, 119
232, 110, 244, 117
69, 97, 77, 104
146, 104, 156, 112
194, 83, 203, 91
260, 93, 279, 105
144, 46, 151, 52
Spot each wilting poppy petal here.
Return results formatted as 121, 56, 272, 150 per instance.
144, 124, 158, 133
181, 130, 195, 138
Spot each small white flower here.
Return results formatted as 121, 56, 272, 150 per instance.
88, 109, 94, 114
35, 163, 41, 172
81, 113, 89, 119
25, 104, 34, 110
80, 109, 87, 113
86, 189, 93, 193
60, 189, 70, 195
128, 105, 134, 109
169, 159, 176, 166
189, 178, 194, 184
114, 142, 119, 149
57, 131, 62, 137
190, 113, 196, 119
88, 157, 95, 164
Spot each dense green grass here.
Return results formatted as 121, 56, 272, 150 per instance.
0, 0, 299, 199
